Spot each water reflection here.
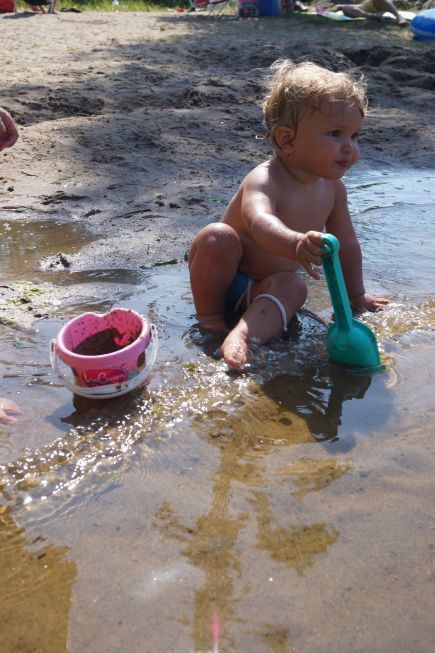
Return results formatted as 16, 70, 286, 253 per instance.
261, 368, 372, 446
151, 329, 397, 652
153, 372, 364, 650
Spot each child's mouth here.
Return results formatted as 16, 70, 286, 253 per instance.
336, 160, 350, 169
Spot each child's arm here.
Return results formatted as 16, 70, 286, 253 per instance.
326, 181, 389, 311
241, 172, 324, 279
0, 108, 19, 149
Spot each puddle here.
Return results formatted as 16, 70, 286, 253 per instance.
0, 218, 95, 283
346, 167, 435, 300
0, 168, 434, 653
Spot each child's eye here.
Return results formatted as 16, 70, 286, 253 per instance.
330, 130, 341, 137
351, 132, 360, 141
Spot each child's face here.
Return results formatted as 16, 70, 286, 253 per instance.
285, 101, 363, 181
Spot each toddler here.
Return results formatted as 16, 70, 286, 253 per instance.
189, 60, 388, 371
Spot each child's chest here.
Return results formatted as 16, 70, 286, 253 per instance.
276, 182, 335, 230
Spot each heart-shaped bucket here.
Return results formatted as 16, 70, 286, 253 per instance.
50, 308, 158, 398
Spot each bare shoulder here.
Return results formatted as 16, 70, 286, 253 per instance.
242, 158, 278, 190
332, 178, 349, 203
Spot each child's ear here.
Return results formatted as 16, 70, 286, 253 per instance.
273, 126, 295, 154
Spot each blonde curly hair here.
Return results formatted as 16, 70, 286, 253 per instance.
263, 60, 368, 146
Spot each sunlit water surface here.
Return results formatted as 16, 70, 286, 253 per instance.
0, 168, 434, 653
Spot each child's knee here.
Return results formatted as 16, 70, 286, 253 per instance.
192, 223, 241, 262
273, 271, 308, 307
292, 274, 308, 306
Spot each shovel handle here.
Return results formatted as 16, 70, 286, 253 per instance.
321, 234, 354, 331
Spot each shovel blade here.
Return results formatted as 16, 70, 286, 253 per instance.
327, 319, 382, 369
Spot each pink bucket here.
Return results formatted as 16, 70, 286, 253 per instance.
50, 308, 158, 398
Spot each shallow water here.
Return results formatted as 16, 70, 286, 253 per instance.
0, 167, 434, 653
0, 217, 95, 283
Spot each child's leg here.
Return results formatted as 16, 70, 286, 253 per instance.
372, 0, 405, 21
189, 223, 242, 333
221, 270, 308, 371
340, 5, 381, 18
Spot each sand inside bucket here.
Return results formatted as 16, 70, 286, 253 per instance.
73, 328, 140, 356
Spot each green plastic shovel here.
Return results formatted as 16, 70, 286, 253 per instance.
321, 233, 383, 370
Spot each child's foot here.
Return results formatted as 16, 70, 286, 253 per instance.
221, 330, 251, 372
197, 313, 229, 334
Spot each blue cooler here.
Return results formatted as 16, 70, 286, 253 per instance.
258, 0, 281, 16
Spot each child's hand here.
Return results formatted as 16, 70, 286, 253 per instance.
295, 230, 324, 280
350, 293, 389, 312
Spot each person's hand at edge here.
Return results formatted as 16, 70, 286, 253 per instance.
0, 108, 19, 149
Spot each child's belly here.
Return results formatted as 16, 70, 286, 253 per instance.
239, 241, 301, 279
